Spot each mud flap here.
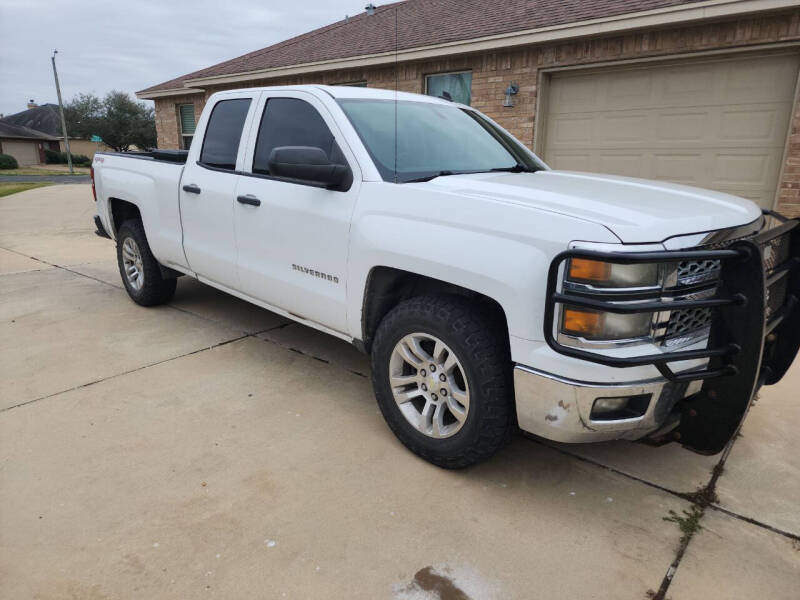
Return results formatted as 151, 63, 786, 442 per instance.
678, 240, 765, 455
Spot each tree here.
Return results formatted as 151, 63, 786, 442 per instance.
64, 91, 156, 152
63, 92, 102, 140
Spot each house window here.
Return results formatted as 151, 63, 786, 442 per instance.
178, 104, 196, 149
425, 71, 472, 105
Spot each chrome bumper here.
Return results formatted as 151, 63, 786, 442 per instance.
513, 365, 702, 443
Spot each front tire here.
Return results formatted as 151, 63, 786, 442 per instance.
370, 295, 514, 468
116, 219, 176, 306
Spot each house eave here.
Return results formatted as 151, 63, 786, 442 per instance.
136, 87, 205, 100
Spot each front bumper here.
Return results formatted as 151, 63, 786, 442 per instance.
526, 213, 800, 453
513, 365, 701, 443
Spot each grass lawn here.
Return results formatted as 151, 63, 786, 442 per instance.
0, 168, 89, 176
0, 182, 53, 197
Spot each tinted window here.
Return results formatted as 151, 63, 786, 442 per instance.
253, 98, 343, 175
200, 98, 251, 169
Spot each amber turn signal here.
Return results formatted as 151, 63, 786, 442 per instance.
568, 258, 612, 283
562, 308, 603, 337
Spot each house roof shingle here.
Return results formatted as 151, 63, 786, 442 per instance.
0, 120, 59, 141
139, 0, 707, 94
0, 104, 62, 137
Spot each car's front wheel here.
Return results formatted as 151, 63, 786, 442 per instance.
116, 219, 177, 306
370, 295, 514, 468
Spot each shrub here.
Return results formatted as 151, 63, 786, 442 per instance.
0, 154, 19, 169
43, 149, 92, 167
44, 149, 64, 164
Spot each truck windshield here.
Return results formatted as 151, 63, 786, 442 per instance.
338, 99, 543, 183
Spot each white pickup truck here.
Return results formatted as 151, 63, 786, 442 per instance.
92, 85, 799, 468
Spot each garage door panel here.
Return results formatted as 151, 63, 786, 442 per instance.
661, 63, 720, 104
606, 71, 654, 105
723, 55, 799, 101
601, 113, 651, 143
653, 153, 705, 186
547, 116, 594, 145
3, 140, 40, 167
719, 107, 780, 142
656, 111, 709, 143
596, 154, 648, 178
542, 53, 799, 209
546, 152, 596, 172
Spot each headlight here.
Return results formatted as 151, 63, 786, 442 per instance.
566, 258, 659, 288
561, 306, 653, 341
560, 258, 661, 343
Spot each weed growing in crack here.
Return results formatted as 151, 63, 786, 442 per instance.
663, 504, 704, 543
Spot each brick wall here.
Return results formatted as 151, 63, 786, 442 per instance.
152, 10, 800, 215
154, 93, 206, 149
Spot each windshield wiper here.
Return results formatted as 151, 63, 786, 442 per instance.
403, 170, 458, 183
488, 163, 537, 173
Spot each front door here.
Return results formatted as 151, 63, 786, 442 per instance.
180, 94, 256, 289
234, 92, 360, 333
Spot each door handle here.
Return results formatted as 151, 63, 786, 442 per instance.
237, 194, 261, 207
182, 184, 201, 194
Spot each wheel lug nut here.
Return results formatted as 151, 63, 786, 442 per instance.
430, 364, 436, 372
420, 369, 426, 377
431, 393, 438, 401
421, 383, 427, 391
439, 373, 446, 382
440, 388, 447, 396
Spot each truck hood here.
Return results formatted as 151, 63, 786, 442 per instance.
424, 170, 762, 243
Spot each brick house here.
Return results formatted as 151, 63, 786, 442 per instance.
137, 0, 800, 216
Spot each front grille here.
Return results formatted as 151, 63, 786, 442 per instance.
677, 259, 721, 285
663, 228, 792, 345
664, 306, 713, 339
762, 233, 791, 273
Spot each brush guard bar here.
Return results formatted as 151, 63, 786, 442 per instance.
543, 216, 800, 454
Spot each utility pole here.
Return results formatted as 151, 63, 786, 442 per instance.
51, 50, 73, 174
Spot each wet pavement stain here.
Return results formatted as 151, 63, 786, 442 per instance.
411, 566, 472, 600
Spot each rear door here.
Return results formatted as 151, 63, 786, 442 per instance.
234, 91, 361, 333
180, 92, 257, 288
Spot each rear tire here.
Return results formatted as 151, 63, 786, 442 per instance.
116, 219, 177, 306
370, 295, 514, 469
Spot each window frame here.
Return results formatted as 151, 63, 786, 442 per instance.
239, 91, 359, 191
424, 70, 473, 105
196, 96, 254, 172
178, 103, 196, 150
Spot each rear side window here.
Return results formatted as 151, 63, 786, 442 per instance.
252, 97, 343, 175
200, 98, 251, 170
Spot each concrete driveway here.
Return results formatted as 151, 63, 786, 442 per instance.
1, 185, 798, 599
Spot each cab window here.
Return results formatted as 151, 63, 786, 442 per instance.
200, 98, 251, 170
252, 97, 345, 175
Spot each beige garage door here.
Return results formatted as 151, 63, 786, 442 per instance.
541, 52, 800, 209
2, 140, 41, 167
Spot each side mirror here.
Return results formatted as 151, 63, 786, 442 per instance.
267, 146, 349, 188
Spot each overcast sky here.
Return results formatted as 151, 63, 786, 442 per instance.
0, 0, 362, 116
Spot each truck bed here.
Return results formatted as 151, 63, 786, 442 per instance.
96, 149, 188, 164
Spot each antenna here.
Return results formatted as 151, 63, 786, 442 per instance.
394, 5, 399, 184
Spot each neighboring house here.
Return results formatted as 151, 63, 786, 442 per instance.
0, 102, 109, 159
137, 0, 800, 217
0, 121, 59, 167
